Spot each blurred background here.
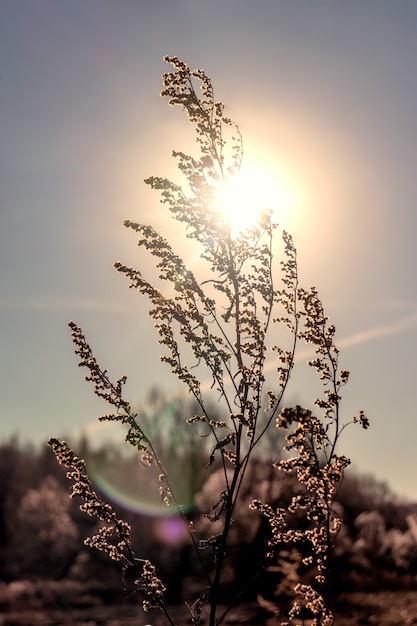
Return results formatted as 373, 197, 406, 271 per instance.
1, 1, 417, 621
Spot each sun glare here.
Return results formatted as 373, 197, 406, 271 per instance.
216, 161, 300, 234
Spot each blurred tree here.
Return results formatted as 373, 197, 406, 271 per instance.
7, 475, 78, 578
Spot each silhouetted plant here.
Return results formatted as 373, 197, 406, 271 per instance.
49, 56, 369, 625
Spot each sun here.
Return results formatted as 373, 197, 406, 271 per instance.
215, 160, 300, 234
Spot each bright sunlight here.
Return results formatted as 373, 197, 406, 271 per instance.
215, 160, 300, 234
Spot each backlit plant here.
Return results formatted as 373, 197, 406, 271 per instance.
49, 56, 368, 626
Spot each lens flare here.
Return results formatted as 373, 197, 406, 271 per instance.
152, 516, 189, 547
72, 395, 202, 517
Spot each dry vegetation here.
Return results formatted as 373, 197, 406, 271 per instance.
1, 439, 417, 624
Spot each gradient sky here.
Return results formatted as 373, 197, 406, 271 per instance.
1, 0, 417, 501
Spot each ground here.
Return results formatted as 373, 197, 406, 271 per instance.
1, 580, 417, 625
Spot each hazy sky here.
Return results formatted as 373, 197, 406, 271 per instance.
1, 1, 417, 501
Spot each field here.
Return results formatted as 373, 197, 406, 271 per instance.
1, 579, 417, 625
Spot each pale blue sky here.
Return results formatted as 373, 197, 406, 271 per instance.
1, 0, 417, 500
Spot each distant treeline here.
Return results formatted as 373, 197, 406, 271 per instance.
1, 437, 417, 603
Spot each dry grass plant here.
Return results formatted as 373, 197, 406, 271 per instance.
49, 56, 369, 626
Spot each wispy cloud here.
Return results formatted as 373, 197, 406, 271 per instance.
261, 311, 417, 376
337, 311, 417, 350
0, 295, 143, 313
